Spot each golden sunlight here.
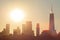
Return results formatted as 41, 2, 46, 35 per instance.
10, 8, 25, 22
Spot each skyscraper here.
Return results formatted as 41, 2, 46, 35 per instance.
1, 24, 10, 35
49, 7, 56, 35
22, 21, 33, 36
36, 23, 40, 36
16, 27, 20, 35
5, 24, 10, 35
13, 27, 20, 36
22, 24, 26, 35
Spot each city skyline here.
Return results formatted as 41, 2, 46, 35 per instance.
0, 0, 60, 34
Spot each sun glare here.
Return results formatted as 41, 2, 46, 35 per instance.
10, 8, 25, 22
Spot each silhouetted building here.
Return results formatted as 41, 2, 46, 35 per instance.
5, 24, 10, 35
32, 30, 34, 36
22, 21, 33, 36
16, 27, 20, 35
1, 28, 6, 35
1, 24, 10, 35
49, 7, 56, 36
36, 23, 40, 36
40, 30, 52, 40
41, 30, 50, 36
13, 29, 17, 36
13, 27, 20, 36
22, 24, 26, 35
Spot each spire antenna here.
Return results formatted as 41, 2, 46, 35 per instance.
50, 0, 53, 13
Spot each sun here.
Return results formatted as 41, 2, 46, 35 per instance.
10, 8, 25, 22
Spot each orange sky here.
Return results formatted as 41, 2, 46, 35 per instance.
0, 0, 60, 35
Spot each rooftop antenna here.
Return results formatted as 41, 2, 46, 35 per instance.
50, 0, 53, 13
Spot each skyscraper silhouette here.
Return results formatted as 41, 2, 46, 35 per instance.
36, 23, 40, 36
49, 6, 56, 35
22, 21, 33, 36
22, 24, 26, 35
5, 24, 10, 35
13, 27, 20, 36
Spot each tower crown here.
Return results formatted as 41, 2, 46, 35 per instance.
50, 5, 53, 13
50, 0, 53, 14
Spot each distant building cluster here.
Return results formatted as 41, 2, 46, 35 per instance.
0, 8, 57, 36
0, 24, 10, 36
0, 8, 60, 40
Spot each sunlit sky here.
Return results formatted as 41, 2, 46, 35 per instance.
0, 0, 60, 34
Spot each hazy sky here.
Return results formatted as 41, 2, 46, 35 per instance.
0, 0, 60, 34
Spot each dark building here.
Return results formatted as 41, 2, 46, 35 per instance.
36, 23, 40, 36
13, 27, 20, 36
1, 24, 10, 36
22, 24, 26, 35
41, 30, 50, 36
13, 29, 17, 36
49, 7, 56, 36
5, 24, 10, 35
1, 28, 6, 35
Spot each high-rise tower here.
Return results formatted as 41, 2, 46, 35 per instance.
6, 24, 10, 35
13, 27, 20, 36
49, 6, 56, 35
36, 23, 40, 36
22, 21, 33, 36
